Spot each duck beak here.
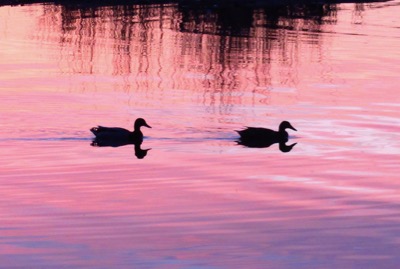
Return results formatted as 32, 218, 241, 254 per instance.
144, 123, 152, 128
289, 125, 297, 131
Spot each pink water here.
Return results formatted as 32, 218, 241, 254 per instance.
0, 2, 400, 268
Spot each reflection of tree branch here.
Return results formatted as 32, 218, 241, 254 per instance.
32, 1, 373, 110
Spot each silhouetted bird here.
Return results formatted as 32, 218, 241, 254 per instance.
90, 118, 151, 146
236, 121, 297, 152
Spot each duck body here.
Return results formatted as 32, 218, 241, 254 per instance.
90, 118, 151, 147
237, 127, 288, 146
236, 121, 297, 151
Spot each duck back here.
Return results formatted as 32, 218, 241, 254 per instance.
237, 127, 287, 142
91, 126, 143, 146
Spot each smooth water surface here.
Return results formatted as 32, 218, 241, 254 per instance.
0, 1, 400, 268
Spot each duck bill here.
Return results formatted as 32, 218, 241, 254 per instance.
144, 123, 152, 128
289, 125, 297, 131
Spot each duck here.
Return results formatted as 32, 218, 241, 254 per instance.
236, 121, 297, 151
90, 118, 151, 147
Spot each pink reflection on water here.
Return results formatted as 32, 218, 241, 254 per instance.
1, 1, 400, 268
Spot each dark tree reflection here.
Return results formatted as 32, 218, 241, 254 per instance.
32, 0, 380, 111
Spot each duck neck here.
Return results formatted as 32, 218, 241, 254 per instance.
130, 128, 142, 137
133, 123, 142, 132
128, 132, 143, 144
279, 125, 287, 134
279, 129, 289, 140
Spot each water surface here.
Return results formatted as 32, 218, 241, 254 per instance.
0, 1, 400, 268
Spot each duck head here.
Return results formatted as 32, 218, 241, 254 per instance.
134, 118, 152, 130
279, 121, 297, 132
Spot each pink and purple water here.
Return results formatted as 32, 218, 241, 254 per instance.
0, 1, 400, 268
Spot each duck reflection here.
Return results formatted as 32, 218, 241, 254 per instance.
90, 118, 151, 159
91, 139, 151, 159
236, 121, 297, 153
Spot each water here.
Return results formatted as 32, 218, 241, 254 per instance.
0, 1, 400, 268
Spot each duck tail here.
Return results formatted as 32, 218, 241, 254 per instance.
90, 126, 100, 134
235, 129, 245, 135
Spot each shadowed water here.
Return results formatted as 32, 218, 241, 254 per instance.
0, 0, 400, 268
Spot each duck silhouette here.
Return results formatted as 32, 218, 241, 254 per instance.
90, 118, 151, 147
236, 121, 297, 152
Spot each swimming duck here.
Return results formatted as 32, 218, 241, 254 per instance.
236, 121, 297, 150
90, 118, 151, 146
